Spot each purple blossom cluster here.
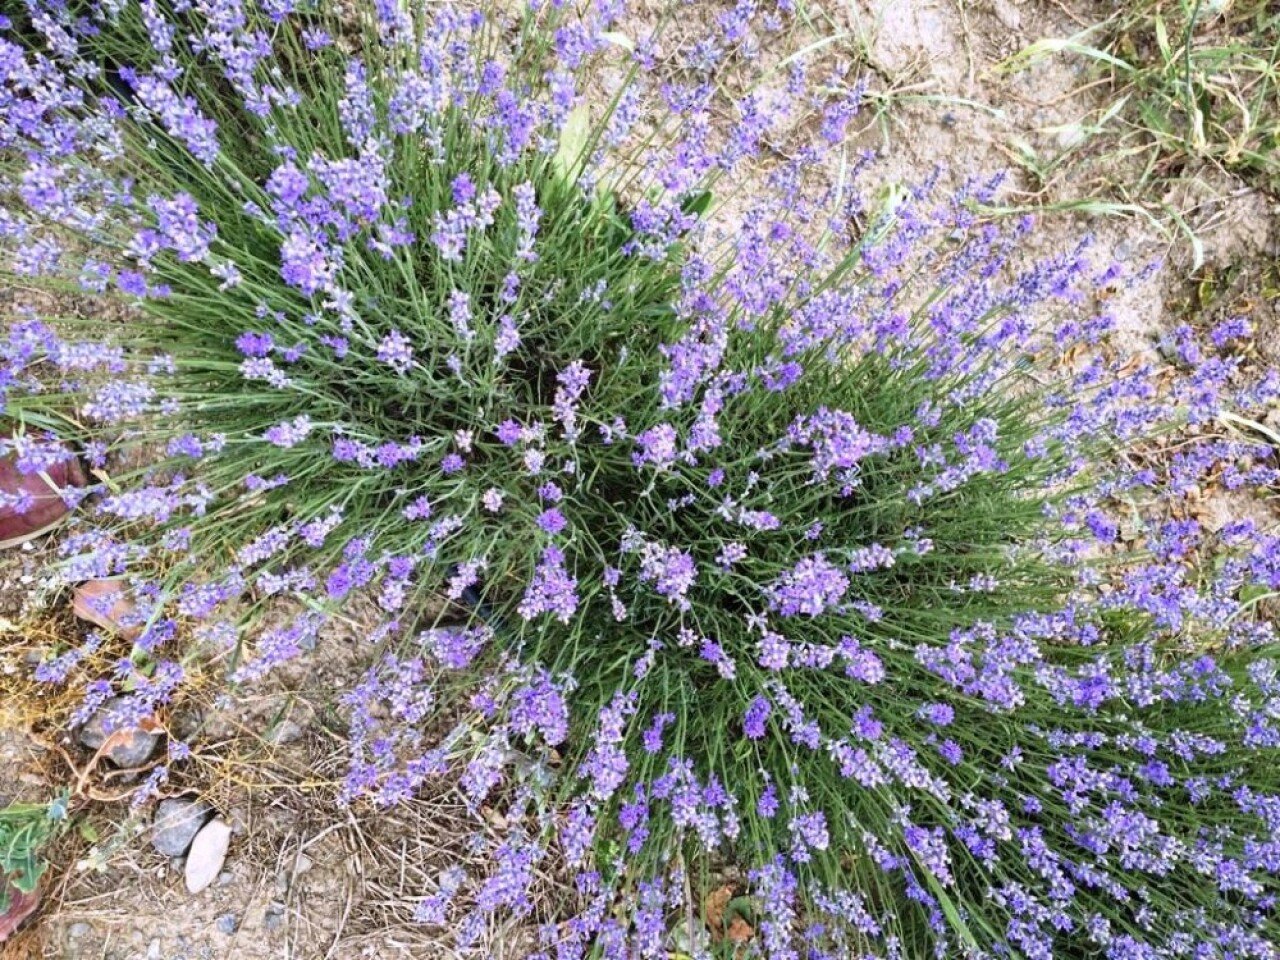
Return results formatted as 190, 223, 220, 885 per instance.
3, 1, 1280, 958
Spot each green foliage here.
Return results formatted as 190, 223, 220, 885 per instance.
999, 0, 1278, 265
1013, 0, 1274, 188
1107, 0, 1280, 193
0, 793, 67, 909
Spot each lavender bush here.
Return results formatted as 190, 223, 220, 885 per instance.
3, 0, 1280, 956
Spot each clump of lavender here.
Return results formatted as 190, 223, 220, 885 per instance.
3, 1, 1280, 957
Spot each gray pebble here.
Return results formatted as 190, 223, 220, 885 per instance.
77, 696, 161, 768
68, 922, 92, 938
264, 718, 304, 745
215, 914, 238, 935
151, 797, 213, 857
263, 904, 285, 933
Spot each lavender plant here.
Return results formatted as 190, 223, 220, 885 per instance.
3, 1, 1280, 957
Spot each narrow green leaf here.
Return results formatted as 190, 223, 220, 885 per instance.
553, 101, 593, 185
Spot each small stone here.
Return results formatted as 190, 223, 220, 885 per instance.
146, 940, 161, 960
215, 914, 238, 935
77, 696, 161, 768
263, 904, 285, 933
264, 719, 304, 746
68, 922, 92, 938
1114, 240, 1133, 261
216, 871, 235, 887
1054, 122, 1086, 150
185, 819, 232, 894
170, 708, 202, 741
151, 798, 212, 857
990, 0, 1022, 31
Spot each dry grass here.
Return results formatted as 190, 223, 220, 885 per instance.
995, 0, 1278, 269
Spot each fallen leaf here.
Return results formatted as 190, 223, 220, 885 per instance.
72, 579, 141, 639
0, 445, 85, 549
1115, 354, 1146, 379
702, 885, 733, 942
0, 883, 41, 943
727, 915, 754, 944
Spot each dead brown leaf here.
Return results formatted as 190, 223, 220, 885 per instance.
702, 884, 733, 942
71, 579, 140, 640
727, 915, 754, 944
0, 884, 41, 945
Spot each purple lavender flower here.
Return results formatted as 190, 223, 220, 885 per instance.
264, 415, 313, 448
509, 672, 570, 746
787, 408, 887, 481
632, 423, 681, 469
537, 508, 567, 535
744, 695, 771, 739
448, 289, 474, 342
518, 546, 578, 624
637, 541, 697, 610
768, 554, 849, 617
377, 329, 414, 373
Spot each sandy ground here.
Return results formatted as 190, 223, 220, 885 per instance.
1, 0, 1276, 958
